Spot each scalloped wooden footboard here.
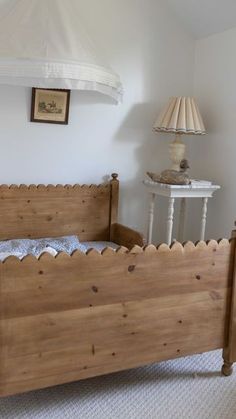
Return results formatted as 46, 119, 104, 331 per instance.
0, 239, 235, 396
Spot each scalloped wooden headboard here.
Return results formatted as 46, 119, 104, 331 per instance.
0, 174, 119, 241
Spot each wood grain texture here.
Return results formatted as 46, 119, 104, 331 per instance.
0, 176, 119, 241
0, 239, 233, 396
222, 231, 236, 368
109, 173, 119, 240
111, 223, 145, 248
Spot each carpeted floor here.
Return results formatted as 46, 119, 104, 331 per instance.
0, 350, 236, 419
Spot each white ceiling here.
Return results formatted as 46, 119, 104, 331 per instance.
0, 0, 236, 40
166, 0, 236, 39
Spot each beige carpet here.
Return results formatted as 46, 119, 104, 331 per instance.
0, 350, 236, 419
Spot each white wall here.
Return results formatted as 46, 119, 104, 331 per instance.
192, 27, 236, 240
0, 0, 195, 242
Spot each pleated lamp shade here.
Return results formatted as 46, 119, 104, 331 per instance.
153, 97, 206, 135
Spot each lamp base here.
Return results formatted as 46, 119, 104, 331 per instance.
169, 134, 186, 171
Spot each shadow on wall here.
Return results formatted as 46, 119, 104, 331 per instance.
114, 102, 181, 244
70, 90, 117, 107
28, 88, 117, 123
28, 88, 115, 122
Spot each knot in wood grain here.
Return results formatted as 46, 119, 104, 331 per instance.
128, 265, 135, 273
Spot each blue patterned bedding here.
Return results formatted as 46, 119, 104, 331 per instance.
0, 236, 119, 261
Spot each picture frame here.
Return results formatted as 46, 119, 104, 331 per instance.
31, 88, 71, 125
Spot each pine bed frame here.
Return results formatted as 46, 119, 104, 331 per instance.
0, 174, 236, 397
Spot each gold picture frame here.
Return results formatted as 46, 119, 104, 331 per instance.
31, 88, 70, 125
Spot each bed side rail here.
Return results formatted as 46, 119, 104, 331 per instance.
110, 223, 145, 248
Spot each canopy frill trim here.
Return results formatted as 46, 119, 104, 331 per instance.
0, 58, 123, 102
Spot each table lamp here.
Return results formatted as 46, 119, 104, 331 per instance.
153, 97, 206, 170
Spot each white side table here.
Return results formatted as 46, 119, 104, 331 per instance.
143, 180, 220, 245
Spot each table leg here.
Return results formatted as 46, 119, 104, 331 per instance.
166, 198, 175, 246
147, 193, 155, 244
200, 197, 208, 241
178, 198, 186, 243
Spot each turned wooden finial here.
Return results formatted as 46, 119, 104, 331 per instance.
111, 173, 118, 181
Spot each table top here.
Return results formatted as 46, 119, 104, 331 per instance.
143, 179, 221, 198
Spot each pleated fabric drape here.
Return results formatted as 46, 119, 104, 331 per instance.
0, 0, 123, 102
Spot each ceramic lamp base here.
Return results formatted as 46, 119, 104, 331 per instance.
169, 134, 186, 171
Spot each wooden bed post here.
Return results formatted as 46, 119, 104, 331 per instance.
109, 173, 119, 240
222, 229, 236, 376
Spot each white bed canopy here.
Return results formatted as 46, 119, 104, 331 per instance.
0, 0, 123, 102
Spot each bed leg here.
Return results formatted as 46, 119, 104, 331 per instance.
221, 230, 236, 377
221, 360, 233, 376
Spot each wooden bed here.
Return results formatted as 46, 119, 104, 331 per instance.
0, 173, 236, 397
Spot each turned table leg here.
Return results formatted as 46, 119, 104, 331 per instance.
200, 197, 208, 241
166, 198, 175, 246
178, 198, 186, 243
147, 193, 155, 244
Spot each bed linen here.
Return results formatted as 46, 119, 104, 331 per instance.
0, 237, 119, 261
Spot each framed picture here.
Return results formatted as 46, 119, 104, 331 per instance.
31, 88, 70, 125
